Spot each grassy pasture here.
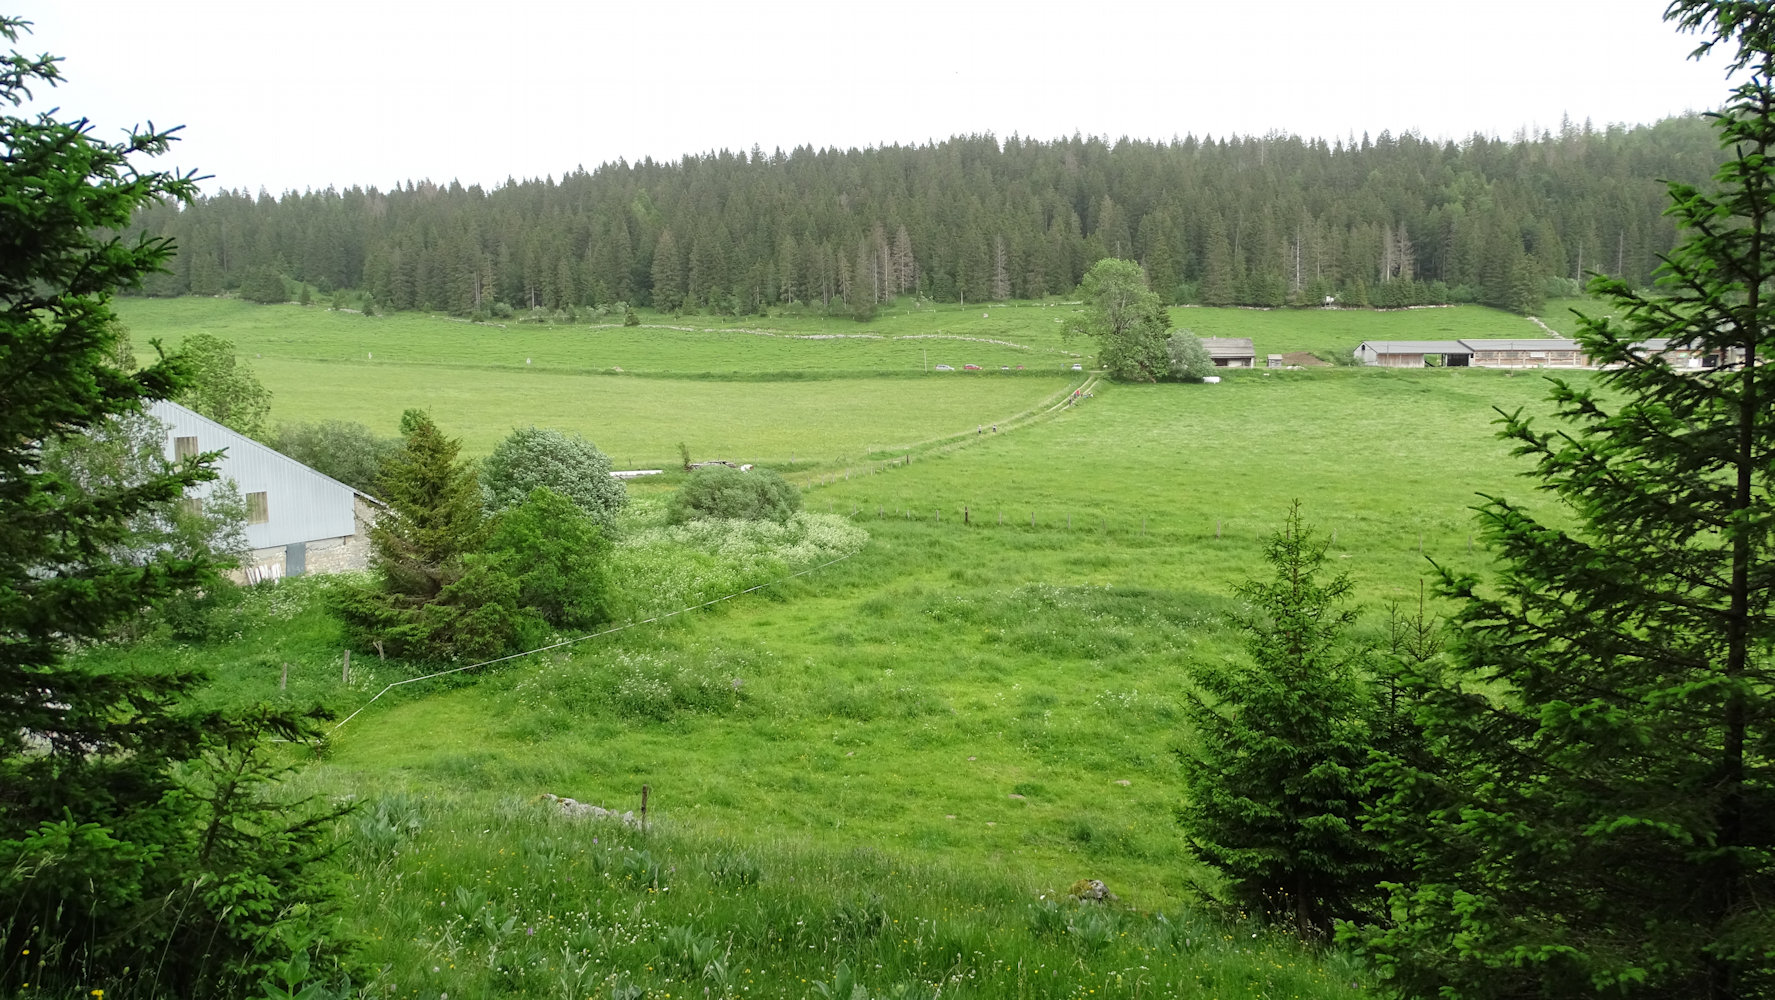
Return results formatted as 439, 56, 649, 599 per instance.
1163, 302, 1548, 358
90, 295, 1596, 996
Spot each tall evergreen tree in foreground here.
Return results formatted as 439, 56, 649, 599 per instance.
0, 18, 351, 995
1353, 3, 1774, 996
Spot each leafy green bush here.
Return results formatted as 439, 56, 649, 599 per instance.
481, 426, 628, 529
483, 487, 616, 634
666, 465, 800, 524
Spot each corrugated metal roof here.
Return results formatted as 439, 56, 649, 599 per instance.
1359, 340, 1470, 353
147, 400, 360, 549
1460, 339, 1584, 352
1200, 337, 1255, 357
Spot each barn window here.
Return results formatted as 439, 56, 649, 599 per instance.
247, 491, 269, 525
174, 435, 198, 460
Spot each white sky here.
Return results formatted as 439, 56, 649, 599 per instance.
8, 0, 1740, 195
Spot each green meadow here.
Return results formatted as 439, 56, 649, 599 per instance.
89, 296, 1596, 998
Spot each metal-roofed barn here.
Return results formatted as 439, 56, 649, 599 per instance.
1461, 338, 1590, 368
1354, 340, 1472, 368
146, 400, 383, 581
1201, 337, 1256, 368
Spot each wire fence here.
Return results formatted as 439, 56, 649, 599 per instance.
309, 547, 861, 740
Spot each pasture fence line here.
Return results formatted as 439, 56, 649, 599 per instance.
287, 543, 863, 742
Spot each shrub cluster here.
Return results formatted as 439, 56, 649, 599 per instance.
666, 465, 800, 524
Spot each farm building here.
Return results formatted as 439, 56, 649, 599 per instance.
1631, 338, 1746, 370
1355, 340, 1472, 367
1462, 338, 1590, 368
146, 400, 383, 581
1201, 337, 1256, 367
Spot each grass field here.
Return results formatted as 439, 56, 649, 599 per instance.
85, 295, 1598, 997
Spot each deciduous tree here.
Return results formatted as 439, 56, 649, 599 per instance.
173, 331, 272, 437
1068, 258, 1171, 381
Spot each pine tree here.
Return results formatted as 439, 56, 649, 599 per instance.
331, 410, 514, 659
1353, 5, 1775, 995
0, 19, 351, 994
1178, 502, 1381, 937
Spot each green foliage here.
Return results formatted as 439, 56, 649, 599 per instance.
1177, 502, 1381, 937
268, 419, 400, 495
667, 465, 801, 524
333, 410, 494, 659
38, 407, 248, 572
0, 18, 351, 995
484, 487, 616, 633
174, 331, 273, 436
1350, 7, 1775, 995
1069, 259, 1171, 381
242, 265, 288, 304
480, 425, 628, 529
1165, 330, 1215, 381
126, 120, 1730, 314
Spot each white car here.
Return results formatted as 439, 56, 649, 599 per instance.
1070, 364, 1083, 371
933, 364, 954, 371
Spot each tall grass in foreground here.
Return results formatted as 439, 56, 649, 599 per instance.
327, 787, 1365, 1000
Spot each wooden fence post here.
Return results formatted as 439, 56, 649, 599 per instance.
342, 649, 351, 684
640, 784, 650, 833
280, 662, 288, 690
964, 505, 970, 525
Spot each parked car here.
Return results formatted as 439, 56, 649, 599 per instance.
1070, 363, 1083, 370
963, 364, 982, 370
933, 364, 954, 371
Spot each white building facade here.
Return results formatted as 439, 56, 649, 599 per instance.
145, 400, 380, 580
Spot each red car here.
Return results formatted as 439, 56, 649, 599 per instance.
963, 364, 982, 370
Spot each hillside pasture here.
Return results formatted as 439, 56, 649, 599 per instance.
91, 295, 1600, 997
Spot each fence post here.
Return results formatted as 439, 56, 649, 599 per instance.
641, 784, 650, 834
342, 649, 351, 684
964, 505, 970, 525
1216, 519, 1222, 539
935, 508, 940, 524
1031, 511, 1035, 527
280, 662, 288, 690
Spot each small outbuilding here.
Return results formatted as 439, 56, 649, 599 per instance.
147, 400, 383, 582
1201, 337, 1257, 368
1354, 340, 1472, 368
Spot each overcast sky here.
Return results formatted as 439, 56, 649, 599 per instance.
8, 0, 1740, 195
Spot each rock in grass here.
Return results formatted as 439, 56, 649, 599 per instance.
539, 792, 642, 828
1070, 878, 1117, 903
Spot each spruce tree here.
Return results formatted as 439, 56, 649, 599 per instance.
1353, 5, 1774, 996
332, 409, 517, 659
0, 19, 351, 994
1177, 502, 1381, 937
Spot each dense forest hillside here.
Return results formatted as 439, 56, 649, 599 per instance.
132, 118, 1724, 317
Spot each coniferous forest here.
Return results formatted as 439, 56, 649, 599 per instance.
132, 118, 1724, 318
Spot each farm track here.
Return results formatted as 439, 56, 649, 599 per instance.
792, 371, 1099, 491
